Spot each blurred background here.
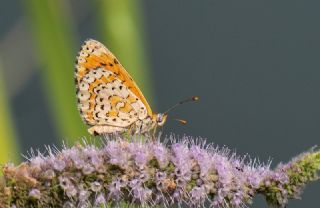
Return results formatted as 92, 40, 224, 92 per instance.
0, 0, 319, 207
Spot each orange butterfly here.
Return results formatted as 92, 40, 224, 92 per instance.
75, 39, 198, 135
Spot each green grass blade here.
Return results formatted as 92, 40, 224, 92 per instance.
0, 61, 19, 164
23, 0, 88, 142
95, 0, 154, 107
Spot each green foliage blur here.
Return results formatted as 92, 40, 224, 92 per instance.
0, 62, 19, 164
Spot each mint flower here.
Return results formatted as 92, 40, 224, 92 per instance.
0, 135, 319, 207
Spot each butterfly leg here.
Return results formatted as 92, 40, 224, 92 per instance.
128, 124, 135, 137
151, 126, 158, 141
118, 124, 131, 140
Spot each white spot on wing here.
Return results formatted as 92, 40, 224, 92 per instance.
83, 73, 95, 83
79, 101, 90, 111
116, 102, 125, 109
131, 100, 147, 119
79, 82, 89, 91
78, 91, 90, 101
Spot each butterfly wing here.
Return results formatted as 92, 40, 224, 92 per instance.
75, 39, 153, 130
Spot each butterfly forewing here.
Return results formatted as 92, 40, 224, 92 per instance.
75, 39, 152, 131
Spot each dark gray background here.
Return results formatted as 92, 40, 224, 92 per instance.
1, 0, 319, 207
145, 1, 320, 206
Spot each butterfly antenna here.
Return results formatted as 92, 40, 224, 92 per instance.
174, 118, 188, 125
164, 96, 199, 115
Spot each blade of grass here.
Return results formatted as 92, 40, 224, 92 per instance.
0, 60, 19, 164
95, 0, 154, 107
23, 0, 88, 142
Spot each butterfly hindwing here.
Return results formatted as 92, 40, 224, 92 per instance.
75, 39, 152, 131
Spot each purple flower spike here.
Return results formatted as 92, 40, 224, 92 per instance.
152, 141, 169, 168
94, 193, 106, 206
104, 140, 132, 168
0, 135, 319, 208
28, 189, 41, 200
128, 141, 152, 169
190, 145, 212, 179
172, 143, 193, 183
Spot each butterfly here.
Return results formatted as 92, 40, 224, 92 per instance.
75, 39, 198, 136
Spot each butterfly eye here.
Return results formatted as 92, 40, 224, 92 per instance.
157, 114, 167, 125
157, 114, 162, 122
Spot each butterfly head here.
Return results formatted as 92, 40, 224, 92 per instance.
153, 113, 168, 127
